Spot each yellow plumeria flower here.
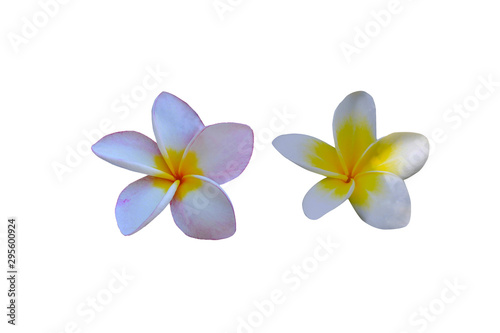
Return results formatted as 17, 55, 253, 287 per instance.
273, 91, 429, 229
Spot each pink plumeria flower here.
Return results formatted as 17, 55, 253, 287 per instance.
92, 92, 253, 239
273, 91, 429, 229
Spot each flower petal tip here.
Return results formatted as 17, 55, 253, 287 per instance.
302, 207, 322, 221
364, 216, 411, 230
181, 226, 236, 240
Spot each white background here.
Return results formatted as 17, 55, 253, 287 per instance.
1, 0, 499, 332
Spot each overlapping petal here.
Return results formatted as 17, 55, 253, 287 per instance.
353, 132, 430, 179
91, 91, 254, 239
271, 91, 427, 228
152, 92, 204, 174
179, 123, 253, 185
349, 171, 411, 229
272, 134, 347, 180
92, 131, 174, 180
333, 91, 377, 173
170, 175, 236, 240
303, 178, 355, 220
115, 176, 179, 235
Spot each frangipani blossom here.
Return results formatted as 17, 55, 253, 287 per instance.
92, 92, 253, 239
273, 91, 429, 229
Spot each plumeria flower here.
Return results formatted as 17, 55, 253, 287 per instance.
273, 91, 429, 229
92, 92, 253, 239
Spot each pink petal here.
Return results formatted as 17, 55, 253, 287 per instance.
179, 123, 253, 185
170, 175, 236, 240
116, 176, 179, 235
92, 131, 174, 180
152, 92, 204, 174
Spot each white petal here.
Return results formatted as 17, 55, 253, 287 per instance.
179, 123, 254, 184
333, 91, 377, 173
116, 176, 179, 235
303, 178, 355, 220
353, 132, 430, 179
349, 172, 411, 229
92, 131, 174, 180
152, 92, 204, 173
272, 134, 347, 179
170, 175, 236, 240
